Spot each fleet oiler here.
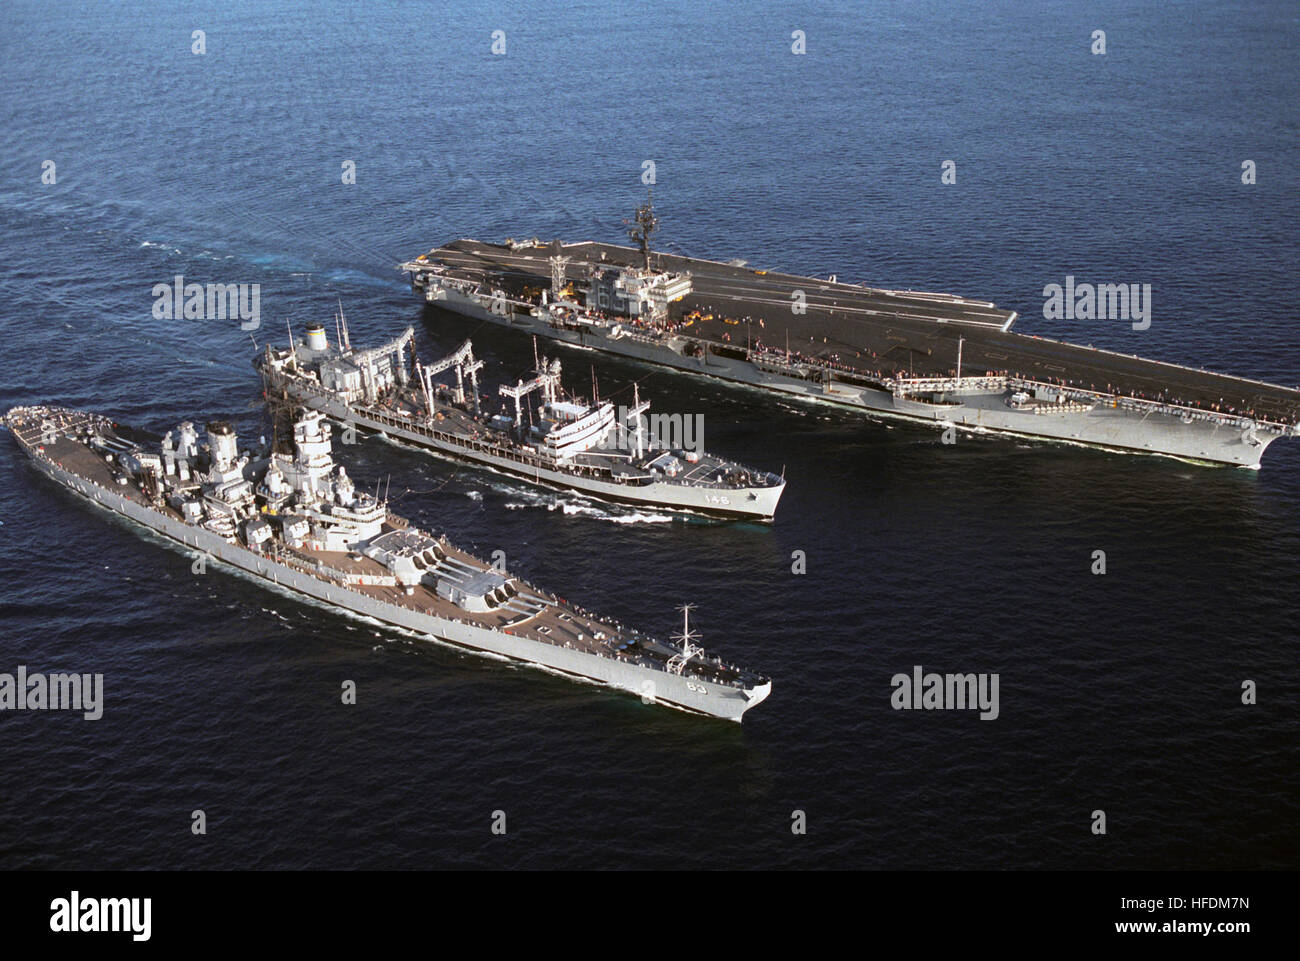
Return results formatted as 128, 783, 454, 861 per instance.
256, 313, 784, 518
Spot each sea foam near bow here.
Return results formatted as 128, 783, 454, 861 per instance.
0, 666, 103, 720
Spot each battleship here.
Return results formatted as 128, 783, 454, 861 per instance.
400, 200, 1300, 467
255, 316, 784, 519
3, 405, 772, 720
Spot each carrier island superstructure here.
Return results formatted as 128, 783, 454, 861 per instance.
255, 317, 783, 518
400, 201, 1300, 467
4, 405, 771, 720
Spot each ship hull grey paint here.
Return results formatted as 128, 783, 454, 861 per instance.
419, 286, 1285, 468
6, 415, 768, 721
261, 370, 783, 519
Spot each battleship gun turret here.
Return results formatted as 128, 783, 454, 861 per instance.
3, 404, 772, 720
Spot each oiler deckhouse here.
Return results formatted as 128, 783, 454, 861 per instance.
256, 315, 785, 519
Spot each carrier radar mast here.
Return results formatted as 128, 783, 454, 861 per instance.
625, 192, 659, 271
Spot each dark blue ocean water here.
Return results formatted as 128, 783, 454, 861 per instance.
1, 1, 1297, 869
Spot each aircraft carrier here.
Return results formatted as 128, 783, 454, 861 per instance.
4, 404, 771, 720
400, 201, 1300, 467
255, 315, 784, 518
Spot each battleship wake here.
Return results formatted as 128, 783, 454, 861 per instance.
4, 405, 771, 720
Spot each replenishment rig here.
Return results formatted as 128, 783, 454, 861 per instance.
256, 317, 784, 518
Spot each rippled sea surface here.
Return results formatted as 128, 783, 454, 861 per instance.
1, 1, 1297, 869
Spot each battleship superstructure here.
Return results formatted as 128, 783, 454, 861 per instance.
400, 201, 1300, 467
255, 316, 784, 518
4, 405, 771, 720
